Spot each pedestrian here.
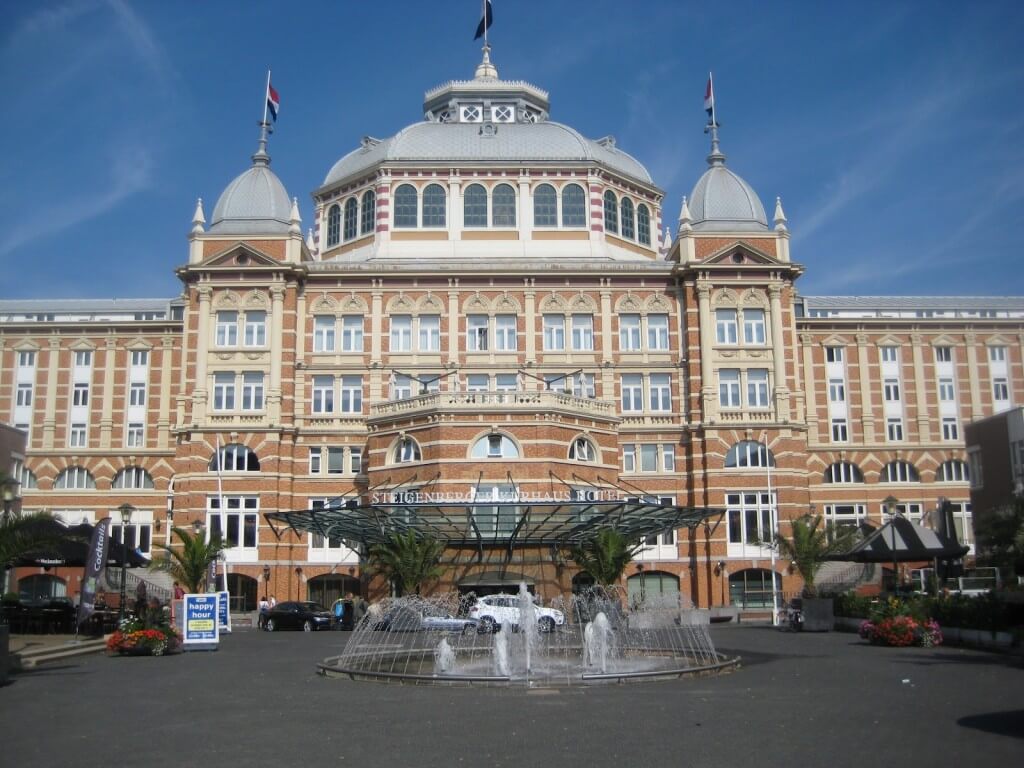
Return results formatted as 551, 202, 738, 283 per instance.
353, 594, 367, 626
332, 596, 346, 630
268, 595, 276, 609
258, 595, 270, 630
173, 581, 185, 600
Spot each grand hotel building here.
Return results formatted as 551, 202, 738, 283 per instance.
3, 52, 1022, 613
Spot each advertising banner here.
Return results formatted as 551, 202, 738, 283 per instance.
216, 590, 232, 633
76, 518, 111, 628
182, 594, 219, 650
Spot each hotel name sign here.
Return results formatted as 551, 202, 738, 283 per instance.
370, 489, 626, 505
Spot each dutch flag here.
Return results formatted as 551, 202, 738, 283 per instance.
267, 81, 280, 122
704, 73, 715, 122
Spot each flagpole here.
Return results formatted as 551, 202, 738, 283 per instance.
483, 0, 488, 48
215, 434, 227, 598
709, 71, 716, 127
262, 69, 271, 126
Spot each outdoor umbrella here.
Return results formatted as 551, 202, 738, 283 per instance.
14, 520, 149, 568
830, 516, 968, 563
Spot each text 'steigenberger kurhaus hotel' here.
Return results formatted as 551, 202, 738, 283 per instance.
3, 49, 1023, 613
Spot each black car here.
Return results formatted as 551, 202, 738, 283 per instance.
265, 601, 332, 632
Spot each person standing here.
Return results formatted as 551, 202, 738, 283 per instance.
332, 596, 346, 630
258, 595, 270, 630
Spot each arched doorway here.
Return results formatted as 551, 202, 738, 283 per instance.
728, 569, 781, 609
227, 574, 258, 612
571, 572, 595, 594
626, 570, 679, 607
18, 574, 67, 602
308, 574, 361, 608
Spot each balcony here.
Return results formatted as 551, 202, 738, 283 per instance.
369, 390, 618, 422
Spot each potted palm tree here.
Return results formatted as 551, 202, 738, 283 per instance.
368, 531, 445, 596
569, 528, 643, 587
152, 526, 224, 594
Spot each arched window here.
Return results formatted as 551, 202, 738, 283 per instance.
360, 190, 376, 235
422, 183, 446, 227
18, 465, 38, 489
562, 184, 586, 227
210, 444, 261, 472
17, 574, 66, 602
824, 462, 864, 483
620, 198, 635, 239
343, 197, 358, 241
393, 184, 418, 228
326, 204, 341, 247
54, 466, 96, 489
937, 459, 969, 482
471, 434, 520, 459
492, 183, 516, 227
464, 184, 488, 227
533, 184, 557, 226
603, 191, 618, 234
637, 204, 651, 245
725, 440, 775, 468
113, 467, 155, 489
393, 437, 422, 463
569, 436, 596, 462
881, 460, 920, 483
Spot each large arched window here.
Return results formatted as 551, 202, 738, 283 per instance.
343, 197, 358, 241
422, 183, 447, 227
210, 444, 261, 472
824, 462, 864, 483
603, 190, 618, 234
471, 433, 520, 459
393, 437, 422, 463
620, 198, 635, 239
881, 460, 920, 483
533, 183, 557, 226
360, 190, 376, 235
393, 184, 418, 228
326, 204, 341, 247
637, 204, 651, 245
54, 466, 96, 489
562, 184, 586, 227
492, 183, 516, 227
464, 183, 488, 227
937, 459, 970, 482
113, 467, 155, 489
569, 436, 597, 462
725, 440, 775, 468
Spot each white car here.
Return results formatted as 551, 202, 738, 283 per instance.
469, 594, 565, 633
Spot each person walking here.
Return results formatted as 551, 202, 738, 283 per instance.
258, 595, 270, 630
331, 596, 346, 630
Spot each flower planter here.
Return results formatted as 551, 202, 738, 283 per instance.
802, 598, 834, 632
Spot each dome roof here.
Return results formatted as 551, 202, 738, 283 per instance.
688, 164, 768, 232
322, 121, 652, 189
209, 146, 292, 235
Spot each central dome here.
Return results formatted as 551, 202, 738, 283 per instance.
688, 164, 768, 232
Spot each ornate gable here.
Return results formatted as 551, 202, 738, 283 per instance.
203, 242, 283, 268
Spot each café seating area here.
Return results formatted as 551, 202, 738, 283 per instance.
1, 598, 120, 636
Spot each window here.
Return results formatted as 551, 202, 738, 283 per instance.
747, 369, 770, 408
938, 378, 955, 402
968, 450, 984, 489
623, 444, 636, 473
492, 184, 516, 227
213, 372, 235, 410
726, 492, 776, 548
126, 423, 144, 447
464, 184, 487, 227
208, 496, 259, 550
993, 378, 1010, 402
211, 444, 261, 472
326, 204, 341, 246
571, 314, 593, 351
621, 374, 644, 412
492, 104, 514, 122
312, 376, 334, 413
17, 350, 36, 367
390, 374, 412, 400
495, 315, 517, 351
326, 447, 345, 474
343, 198, 358, 241
881, 460, 920, 483
828, 378, 846, 403
603, 191, 618, 234
73, 383, 90, 407
826, 346, 844, 363
216, 311, 238, 347
55, 466, 95, 489
831, 418, 848, 442
647, 314, 669, 350
113, 467, 154, 489
989, 346, 1007, 363
129, 382, 146, 407
130, 350, 149, 367
883, 379, 901, 402
620, 198, 635, 239
743, 309, 766, 345
887, 418, 904, 441
111, 522, 152, 556
935, 346, 952, 363
419, 315, 441, 351
314, 316, 336, 352
715, 309, 738, 344
390, 315, 412, 352
243, 311, 266, 347
394, 184, 418, 228
824, 504, 867, 539
467, 374, 489, 392
534, 184, 557, 226
495, 374, 517, 392
569, 437, 595, 461
423, 184, 447, 227
340, 376, 362, 413
942, 418, 959, 441
663, 444, 676, 472
880, 346, 899, 363
719, 369, 740, 408
467, 315, 489, 352
472, 434, 519, 459
394, 437, 421, 463
360, 190, 376, 235
649, 373, 671, 411
639, 444, 658, 472
824, 462, 864, 483
570, 372, 595, 398
938, 459, 969, 482
309, 447, 322, 474
637, 204, 651, 246
69, 423, 87, 447
350, 447, 362, 474
74, 350, 92, 367
543, 315, 565, 351
241, 372, 264, 410
16, 383, 32, 407
460, 104, 482, 122
620, 314, 641, 351
341, 316, 363, 352
725, 441, 775, 468
561, 184, 586, 227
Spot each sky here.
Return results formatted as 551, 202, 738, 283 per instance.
1, 0, 1023, 299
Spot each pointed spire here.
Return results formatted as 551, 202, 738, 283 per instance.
661, 226, 672, 252
678, 195, 692, 233
252, 119, 272, 167
475, 45, 499, 79
289, 197, 301, 234
306, 227, 316, 251
774, 196, 788, 231
191, 198, 206, 234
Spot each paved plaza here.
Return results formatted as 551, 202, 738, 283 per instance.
3, 625, 1023, 767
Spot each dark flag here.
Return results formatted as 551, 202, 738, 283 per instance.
474, 0, 493, 40
77, 517, 111, 628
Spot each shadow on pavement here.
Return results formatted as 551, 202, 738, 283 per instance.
958, 709, 1024, 739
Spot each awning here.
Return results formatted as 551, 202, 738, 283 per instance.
830, 517, 969, 563
15, 520, 150, 568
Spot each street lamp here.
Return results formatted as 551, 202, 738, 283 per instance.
263, 564, 271, 599
883, 495, 899, 594
117, 503, 136, 623
2, 476, 18, 522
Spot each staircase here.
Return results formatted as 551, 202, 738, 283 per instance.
102, 568, 174, 604
816, 561, 880, 594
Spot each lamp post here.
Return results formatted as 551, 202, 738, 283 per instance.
1, 476, 18, 523
883, 495, 899, 594
636, 562, 646, 604
117, 503, 135, 623
263, 564, 271, 601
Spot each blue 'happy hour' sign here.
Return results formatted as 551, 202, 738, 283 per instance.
183, 594, 220, 649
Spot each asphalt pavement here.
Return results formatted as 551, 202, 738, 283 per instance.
2, 624, 1022, 768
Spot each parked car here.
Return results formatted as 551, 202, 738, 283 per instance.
265, 601, 333, 632
371, 605, 478, 634
421, 606, 479, 634
469, 594, 565, 633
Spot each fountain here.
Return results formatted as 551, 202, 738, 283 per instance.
321, 586, 738, 687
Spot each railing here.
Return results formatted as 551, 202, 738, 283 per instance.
370, 390, 617, 418
102, 569, 173, 604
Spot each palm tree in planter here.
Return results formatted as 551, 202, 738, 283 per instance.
368, 531, 445, 596
153, 527, 225, 594
570, 528, 644, 586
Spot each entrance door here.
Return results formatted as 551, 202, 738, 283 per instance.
227, 574, 257, 612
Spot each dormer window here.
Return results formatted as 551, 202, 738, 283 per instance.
438, 109, 453, 123
461, 104, 482, 122
491, 104, 514, 122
